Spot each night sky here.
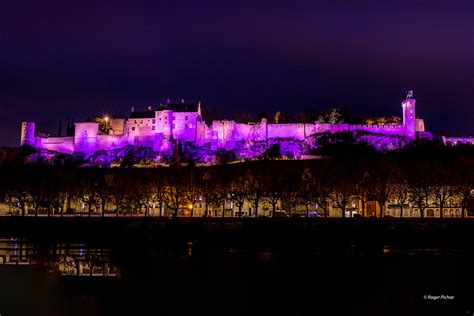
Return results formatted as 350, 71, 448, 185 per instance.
1, 0, 472, 146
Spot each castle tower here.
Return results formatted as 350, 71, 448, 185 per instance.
159, 110, 173, 137
74, 122, 99, 153
20, 121, 35, 146
402, 91, 416, 140
197, 101, 202, 121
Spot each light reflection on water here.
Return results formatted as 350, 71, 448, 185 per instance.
340, 244, 465, 256
381, 245, 464, 256
0, 237, 120, 277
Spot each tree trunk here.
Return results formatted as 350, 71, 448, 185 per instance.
439, 206, 443, 219
361, 199, 365, 218
222, 199, 226, 218
399, 205, 404, 218
65, 195, 70, 214
379, 204, 384, 218
238, 205, 242, 218
102, 200, 106, 217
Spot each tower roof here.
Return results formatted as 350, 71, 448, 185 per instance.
129, 110, 155, 119
158, 102, 199, 112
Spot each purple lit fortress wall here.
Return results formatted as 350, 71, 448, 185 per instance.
21, 93, 450, 157
441, 136, 474, 146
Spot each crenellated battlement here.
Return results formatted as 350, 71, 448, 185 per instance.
21, 92, 449, 156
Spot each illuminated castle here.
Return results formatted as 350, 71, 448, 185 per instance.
20, 91, 468, 156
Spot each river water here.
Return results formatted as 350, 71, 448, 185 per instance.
0, 237, 472, 316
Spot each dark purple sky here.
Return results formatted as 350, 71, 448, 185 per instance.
1, 0, 473, 146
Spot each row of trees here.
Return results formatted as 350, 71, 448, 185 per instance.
0, 148, 473, 218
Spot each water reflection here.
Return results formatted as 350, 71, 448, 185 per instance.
381, 245, 464, 256
0, 237, 470, 316
0, 238, 119, 277
0, 238, 36, 265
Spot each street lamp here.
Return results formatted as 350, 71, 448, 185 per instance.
104, 116, 109, 134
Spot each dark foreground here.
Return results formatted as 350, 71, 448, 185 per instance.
0, 217, 473, 316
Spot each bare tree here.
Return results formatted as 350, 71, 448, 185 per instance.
454, 157, 474, 218
246, 169, 263, 218
408, 171, 433, 219
371, 161, 395, 218
312, 167, 332, 218
216, 175, 231, 218
230, 175, 247, 218
354, 171, 371, 217
393, 181, 409, 218
331, 179, 355, 218
429, 165, 455, 218
263, 174, 283, 217
151, 175, 167, 217
184, 169, 200, 217
5, 168, 29, 215
330, 163, 356, 218
166, 171, 187, 218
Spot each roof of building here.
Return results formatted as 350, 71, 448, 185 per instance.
129, 111, 155, 119
158, 102, 199, 112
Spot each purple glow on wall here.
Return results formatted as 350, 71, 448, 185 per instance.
21, 93, 467, 161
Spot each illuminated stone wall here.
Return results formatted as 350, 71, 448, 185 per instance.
171, 111, 199, 143
267, 123, 306, 140
22, 95, 459, 157
402, 98, 416, 139
96, 135, 128, 151
74, 122, 99, 153
442, 136, 474, 146
20, 121, 35, 146
37, 137, 75, 154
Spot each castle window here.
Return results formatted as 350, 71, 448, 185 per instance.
152, 119, 156, 124
134, 120, 137, 124
140, 120, 143, 123
159, 118, 162, 121
185, 116, 188, 120
132, 127, 135, 131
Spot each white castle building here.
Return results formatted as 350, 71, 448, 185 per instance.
19, 92, 473, 155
